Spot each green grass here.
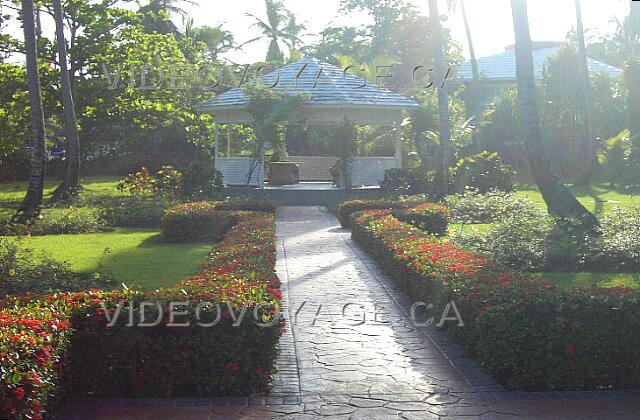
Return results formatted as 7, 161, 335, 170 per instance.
515, 183, 639, 216
6, 229, 213, 291
533, 272, 640, 290
0, 176, 120, 205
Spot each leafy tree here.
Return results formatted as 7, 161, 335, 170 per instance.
510, 0, 597, 227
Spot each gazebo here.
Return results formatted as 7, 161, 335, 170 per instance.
197, 57, 420, 190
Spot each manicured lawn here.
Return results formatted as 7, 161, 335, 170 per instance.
533, 272, 640, 290
5, 229, 213, 291
515, 183, 639, 215
0, 176, 120, 204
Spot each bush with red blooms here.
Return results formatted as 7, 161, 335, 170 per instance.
351, 209, 640, 391
161, 202, 238, 243
0, 211, 282, 419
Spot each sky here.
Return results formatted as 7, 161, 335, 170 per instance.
3, 0, 632, 64
182, 0, 631, 63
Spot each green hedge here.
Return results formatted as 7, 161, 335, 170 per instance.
351, 210, 640, 391
394, 203, 450, 236
0, 212, 282, 418
161, 202, 238, 243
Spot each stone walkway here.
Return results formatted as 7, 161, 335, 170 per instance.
65, 207, 640, 419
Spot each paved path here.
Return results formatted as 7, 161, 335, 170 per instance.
65, 207, 640, 419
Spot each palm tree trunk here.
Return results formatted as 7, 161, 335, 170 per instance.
510, 0, 598, 227
574, 0, 597, 185
16, 0, 46, 223
429, 0, 451, 197
460, 0, 482, 142
51, 0, 81, 203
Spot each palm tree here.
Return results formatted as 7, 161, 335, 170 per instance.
244, 0, 304, 62
428, 0, 451, 197
191, 24, 235, 61
16, 0, 46, 222
50, 0, 81, 203
138, 0, 198, 36
510, 0, 597, 226
574, 0, 597, 185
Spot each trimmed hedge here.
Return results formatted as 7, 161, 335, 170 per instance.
161, 202, 238, 243
394, 203, 450, 236
335, 197, 434, 228
0, 212, 282, 419
351, 210, 640, 391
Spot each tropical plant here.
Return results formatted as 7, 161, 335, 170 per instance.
244, 0, 305, 62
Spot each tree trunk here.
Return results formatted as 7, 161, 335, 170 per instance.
574, 0, 597, 185
627, 1, 640, 140
51, 0, 81, 204
510, 0, 598, 227
15, 0, 47, 223
461, 0, 482, 149
429, 0, 451, 197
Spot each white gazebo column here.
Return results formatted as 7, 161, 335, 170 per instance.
395, 119, 403, 169
213, 122, 219, 161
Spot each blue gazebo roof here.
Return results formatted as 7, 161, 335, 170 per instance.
458, 47, 623, 82
199, 57, 420, 111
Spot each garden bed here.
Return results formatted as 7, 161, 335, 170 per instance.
350, 208, 640, 392
0, 209, 282, 419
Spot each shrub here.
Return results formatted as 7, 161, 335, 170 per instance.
380, 168, 431, 195
0, 239, 115, 297
449, 151, 515, 194
99, 197, 170, 228
117, 166, 182, 199
0, 207, 106, 236
394, 203, 450, 236
444, 189, 540, 224
351, 210, 640, 391
161, 202, 237, 243
0, 212, 282, 418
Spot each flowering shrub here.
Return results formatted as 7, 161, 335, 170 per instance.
394, 203, 450, 236
351, 210, 640, 391
0, 212, 282, 418
161, 202, 238, 243
117, 166, 182, 199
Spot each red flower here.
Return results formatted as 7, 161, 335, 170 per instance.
12, 387, 26, 401
225, 361, 241, 372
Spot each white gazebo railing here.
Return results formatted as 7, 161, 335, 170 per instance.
215, 155, 399, 187
216, 157, 261, 186
351, 157, 399, 187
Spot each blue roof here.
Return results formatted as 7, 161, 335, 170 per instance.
200, 57, 420, 110
458, 47, 622, 82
